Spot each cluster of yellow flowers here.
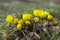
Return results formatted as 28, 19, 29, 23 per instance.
33, 10, 53, 20
5, 9, 58, 31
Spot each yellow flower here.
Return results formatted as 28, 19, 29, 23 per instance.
18, 19, 24, 25
40, 13, 47, 19
33, 10, 39, 16
39, 11, 50, 19
33, 10, 43, 16
25, 21, 31, 25
17, 24, 23, 30
47, 15, 53, 21
44, 11, 50, 16
53, 21, 58, 26
39, 10, 44, 14
13, 18, 18, 24
6, 15, 13, 23
22, 13, 32, 21
33, 17, 40, 23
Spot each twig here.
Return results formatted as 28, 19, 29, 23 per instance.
34, 32, 40, 39
42, 28, 51, 38
21, 31, 31, 40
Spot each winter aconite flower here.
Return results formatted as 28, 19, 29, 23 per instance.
6, 15, 13, 23
25, 20, 31, 25
33, 10, 43, 17
40, 13, 47, 19
39, 10, 44, 15
53, 20, 58, 26
33, 10, 39, 16
22, 13, 32, 21
17, 24, 23, 30
39, 11, 50, 19
44, 11, 50, 15
13, 18, 18, 24
18, 19, 24, 25
25, 21, 32, 30
47, 15, 53, 21
33, 17, 40, 23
